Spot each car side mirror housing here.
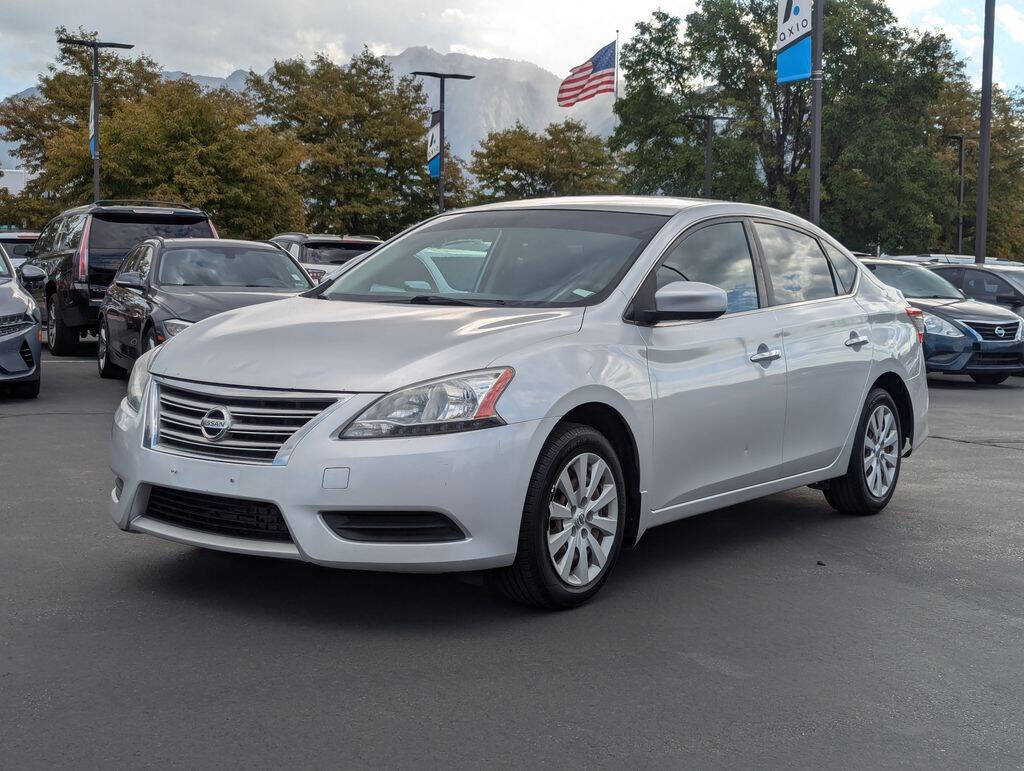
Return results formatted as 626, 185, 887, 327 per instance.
638, 281, 729, 323
17, 263, 45, 286
115, 272, 144, 289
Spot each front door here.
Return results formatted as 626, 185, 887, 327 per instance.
641, 220, 787, 517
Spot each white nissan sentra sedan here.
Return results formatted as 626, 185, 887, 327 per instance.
110, 197, 928, 608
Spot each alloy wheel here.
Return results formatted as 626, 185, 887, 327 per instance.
546, 452, 619, 587
97, 325, 108, 367
863, 404, 898, 498
46, 303, 56, 348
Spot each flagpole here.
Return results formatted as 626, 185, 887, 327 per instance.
614, 29, 619, 104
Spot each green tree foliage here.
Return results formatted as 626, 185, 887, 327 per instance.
471, 119, 619, 202
248, 50, 456, 236
612, 2, 979, 254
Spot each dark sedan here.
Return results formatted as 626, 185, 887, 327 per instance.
863, 259, 1024, 384
97, 238, 314, 377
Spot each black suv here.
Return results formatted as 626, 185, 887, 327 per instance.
270, 233, 381, 281
24, 201, 216, 355
929, 263, 1024, 317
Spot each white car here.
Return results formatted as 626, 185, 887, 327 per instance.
110, 197, 928, 608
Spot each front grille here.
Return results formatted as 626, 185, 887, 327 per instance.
146, 486, 291, 541
19, 341, 33, 369
969, 352, 1024, 366
321, 511, 466, 543
0, 312, 32, 337
155, 382, 336, 464
963, 320, 1020, 341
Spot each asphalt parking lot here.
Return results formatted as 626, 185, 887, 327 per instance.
2, 350, 1023, 768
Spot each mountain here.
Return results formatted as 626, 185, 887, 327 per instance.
0, 47, 616, 175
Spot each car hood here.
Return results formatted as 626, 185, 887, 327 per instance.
153, 285, 303, 323
909, 297, 1020, 323
149, 297, 585, 392
0, 277, 31, 315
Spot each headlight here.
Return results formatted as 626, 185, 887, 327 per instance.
162, 319, 193, 338
922, 313, 964, 338
126, 346, 159, 412
340, 368, 514, 438
1015, 322, 1023, 341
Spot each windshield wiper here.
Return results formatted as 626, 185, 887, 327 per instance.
406, 295, 479, 306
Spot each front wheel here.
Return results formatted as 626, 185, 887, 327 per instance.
823, 388, 903, 516
46, 294, 76, 356
970, 373, 1009, 385
488, 423, 626, 609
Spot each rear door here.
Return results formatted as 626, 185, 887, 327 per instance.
751, 221, 872, 477
640, 219, 788, 516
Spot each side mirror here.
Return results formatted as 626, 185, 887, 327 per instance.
639, 281, 729, 323
17, 264, 45, 286
115, 272, 144, 290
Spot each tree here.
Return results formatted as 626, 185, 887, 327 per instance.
612, 2, 965, 252
248, 50, 441, 237
471, 119, 619, 202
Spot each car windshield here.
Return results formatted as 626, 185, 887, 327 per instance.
156, 246, 313, 289
866, 263, 963, 299
303, 243, 378, 265
321, 209, 670, 306
89, 215, 213, 250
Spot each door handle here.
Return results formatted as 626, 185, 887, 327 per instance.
845, 333, 870, 348
750, 347, 782, 364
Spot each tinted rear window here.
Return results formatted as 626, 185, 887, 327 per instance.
303, 243, 377, 264
89, 215, 212, 250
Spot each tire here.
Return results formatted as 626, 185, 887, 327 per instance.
12, 377, 40, 399
97, 319, 126, 379
970, 373, 1009, 385
823, 388, 902, 516
46, 293, 76, 356
488, 423, 626, 609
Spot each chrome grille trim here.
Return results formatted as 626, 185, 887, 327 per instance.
151, 378, 352, 465
960, 319, 1020, 341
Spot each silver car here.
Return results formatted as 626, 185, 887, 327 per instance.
110, 197, 928, 608
0, 244, 43, 398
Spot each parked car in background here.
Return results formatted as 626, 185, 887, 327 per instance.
929, 263, 1024, 319
270, 233, 382, 282
111, 197, 928, 608
97, 238, 313, 378
862, 259, 1023, 385
0, 230, 40, 269
0, 245, 42, 398
24, 201, 217, 356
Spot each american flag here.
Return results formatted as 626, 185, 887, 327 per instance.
557, 41, 616, 107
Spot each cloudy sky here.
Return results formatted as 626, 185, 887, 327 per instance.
0, 0, 1022, 97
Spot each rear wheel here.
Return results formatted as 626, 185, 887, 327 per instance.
97, 320, 126, 379
488, 423, 626, 609
823, 388, 903, 516
46, 293, 76, 356
970, 373, 1009, 385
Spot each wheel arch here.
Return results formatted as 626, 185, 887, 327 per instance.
554, 401, 643, 548
870, 371, 915, 451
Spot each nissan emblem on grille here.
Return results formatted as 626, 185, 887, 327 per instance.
995, 326, 1005, 338
200, 407, 233, 441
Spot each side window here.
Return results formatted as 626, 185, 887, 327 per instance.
754, 222, 837, 305
931, 267, 962, 288
65, 214, 87, 250
655, 221, 760, 313
119, 247, 141, 276
136, 245, 154, 279
35, 219, 61, 255
822, 242, 859, 293
963, 269, 1014, 302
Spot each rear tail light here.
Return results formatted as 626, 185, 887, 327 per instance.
308, 268, 326, 281
74, 216, 92, 282
905, 307, 925, 344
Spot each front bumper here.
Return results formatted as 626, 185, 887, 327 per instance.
923, 334, 1024, 375
110, 382, 550, 572
0, 322, 41, 383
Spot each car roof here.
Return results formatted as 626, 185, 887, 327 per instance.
0, 231, 40, 238
154, 238, 277, 249
59, 200, 209, 217
272, 232, 382, 243
859, 258, 924, 268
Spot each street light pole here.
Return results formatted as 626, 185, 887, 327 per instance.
57, 36, 134, 203
410, 71, 475, 214
945, 133, 965, 255
974, 0, 996, 264
683, 114, 733, 197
